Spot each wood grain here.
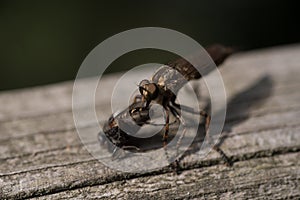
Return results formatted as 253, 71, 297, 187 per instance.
36, 152, 300, 200
0, 44, 300, 199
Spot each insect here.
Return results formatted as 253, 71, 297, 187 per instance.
100, 44, 234, 165
100, 95, 150, 151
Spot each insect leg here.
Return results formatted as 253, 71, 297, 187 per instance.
168, 105, 186, 155
170, 103, 211, 144
199, 110, 211, 134
111, 147, 121, 160
171, 104, 232, 166
198, 111, 232, 166
163, 107, 170, 147
161, 106, 172, 164
170, 95, 180, 109
171, 103, 211, 134
168, 105, 188, 173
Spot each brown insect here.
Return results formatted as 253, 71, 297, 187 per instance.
100, 44, 234, 166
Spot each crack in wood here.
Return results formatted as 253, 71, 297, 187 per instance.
1, 145, 300, 199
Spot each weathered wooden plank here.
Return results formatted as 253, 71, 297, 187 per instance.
34, 152, 300, 200
0, 77, 298, 160
0, 122, 299, 199
1, 81, 299, 140
0, 118, 299, 176
0, 44, 300, 199
1, 84, 300, 158
0, 75, 119, 123
2, 80, 299, 166
1, 105, 299, 162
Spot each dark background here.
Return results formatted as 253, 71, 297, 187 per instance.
0, 1, 298, 91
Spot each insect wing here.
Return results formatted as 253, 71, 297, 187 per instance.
151, 65, 188, 95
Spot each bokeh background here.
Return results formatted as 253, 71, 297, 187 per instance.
0, 1, 299, 91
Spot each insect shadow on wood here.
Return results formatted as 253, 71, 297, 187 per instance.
177, 75, 273, 166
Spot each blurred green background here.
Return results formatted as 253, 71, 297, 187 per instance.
0, 1, 298, 91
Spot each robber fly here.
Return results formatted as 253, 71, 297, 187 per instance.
100, 44, 234, 164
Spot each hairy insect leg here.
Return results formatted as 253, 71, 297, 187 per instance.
171, 103, 211, 148
170, 96, 181, 110
168, 105, 188, 173
162, 107, 171, 163
198, 111, 232, 166
163, 108, 170, 146
171, 103, 211, 135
